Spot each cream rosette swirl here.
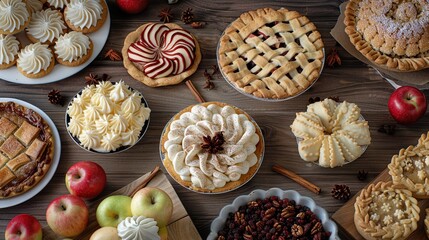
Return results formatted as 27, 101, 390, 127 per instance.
163, 102, 262, 192
65, 0, 103, 29
117, 216, 160, 240
47, 0, 68, 9
26, 9, 67, 44
17, 42, 53, 74
27, 0, 43, 13
0, 34, 19, 65
55, 31, 91, 62
67, 80, 151, 153
128, 23, 196, 79
0, 0, 30, 34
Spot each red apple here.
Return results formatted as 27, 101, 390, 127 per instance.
65, 161, 106, 199
46, 194, 89, 237
5, 214, 42, 240
388, 86, 427, 124
116, 0, 149, 14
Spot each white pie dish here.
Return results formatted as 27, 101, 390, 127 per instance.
208, 188, 339, 240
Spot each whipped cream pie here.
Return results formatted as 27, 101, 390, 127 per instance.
64, 0, 108, 33
67, 81, 151, 153
161, 102, 264, 193
26, 8, 67, 45
27, 0, 43, 13
55, 31, 93, 66
0, 34, 20, 69
0, 0, 31, 35
17, 42, 55, 78
122, 23, 201, 87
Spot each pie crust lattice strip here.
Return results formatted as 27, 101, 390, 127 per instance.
218, 8, 324, 100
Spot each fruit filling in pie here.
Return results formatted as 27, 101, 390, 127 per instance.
0, 102, 54, 198
218, 8, 324, 99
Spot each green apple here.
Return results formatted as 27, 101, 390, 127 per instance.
130, 187, 173, 227
90, 227, 120, 240
96, 195, 132, 227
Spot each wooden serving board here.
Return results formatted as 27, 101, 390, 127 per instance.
332, 168, 429, 240
42, 170, 202, 240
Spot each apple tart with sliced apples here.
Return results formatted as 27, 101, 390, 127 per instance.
290, 98, 371, 168
388, 131, 429, 199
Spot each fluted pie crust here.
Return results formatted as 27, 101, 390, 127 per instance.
344, 0, 429, 72
160, 102, 264, 193
0, 102, 54, 199
218, 8, 324, 99
354, 181, 420, 240
122, 23, 202, 87
388, 131, 429, 199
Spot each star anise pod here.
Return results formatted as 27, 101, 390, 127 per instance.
181, 8, 194, 24
159, 8, 173, 23
85, 73, 100, 85
326, 47, 341, 68
201, 132, 225, 154
357, 170, 368, 181
211, 64, 219, 75
48, 89, 63, 106
378, 124, 396, 135
331, 184, 351, 200
191, 21, 204, 29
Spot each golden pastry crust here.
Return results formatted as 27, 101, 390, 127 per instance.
160, 101, 264, 193
218, 8, 324, 100
388, 131, 429, 199
354, 181, 419, 240
344, 0, 429, 72
17, 51, 55, 78
0, 101, 54, 199
64, 0, 108, 34
55, 39, 93, 66
122, 23, 201, 87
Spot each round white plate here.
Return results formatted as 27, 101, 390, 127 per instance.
208, 188, 339, 240
0, 98, 61, 208
0, 2, 111, 85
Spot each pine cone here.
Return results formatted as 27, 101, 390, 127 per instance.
48, 89, 63, 106
331, 184, 351, 200
181, 8, 194, 24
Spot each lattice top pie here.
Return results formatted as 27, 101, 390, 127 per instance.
218, 8, 324, 100
344, 0, 429, 72
0, 102, 54, 198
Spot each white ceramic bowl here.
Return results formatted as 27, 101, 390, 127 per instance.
208, 188, 339, 240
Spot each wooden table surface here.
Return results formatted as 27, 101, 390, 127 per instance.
1, 0, 428, 239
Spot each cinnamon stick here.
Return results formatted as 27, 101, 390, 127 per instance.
185, 80, 205, 103
130, 165, 161, 197
272, 164, 321, 195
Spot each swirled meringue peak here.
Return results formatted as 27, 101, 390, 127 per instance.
0, 34, 19, 65
66, 0, 103, 29
47, 0, 68, 9
17, 42, 52, 74
55, 31, 91, 62
128, 23, 196, 79
0, 0, 30, 34
117, 216, 160, 240
67, 80, 151, 153
27, 9, 67, 44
